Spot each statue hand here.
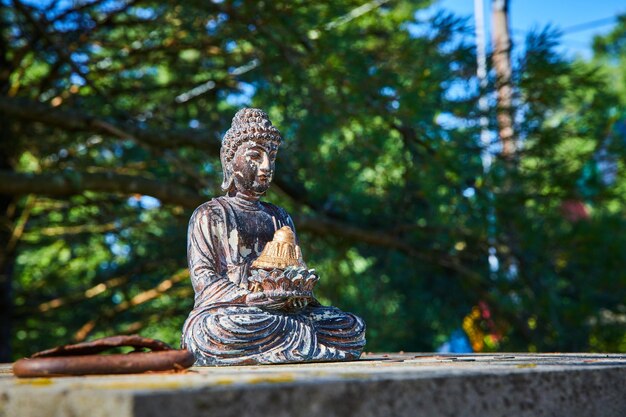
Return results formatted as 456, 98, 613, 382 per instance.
245, 267, 318, 312
287, 297, 309, 311
245, 291, 310, 312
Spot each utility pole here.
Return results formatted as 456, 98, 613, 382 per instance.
474, 0, 500, 278
491, 0, 515, 158
491, 0, 520, 285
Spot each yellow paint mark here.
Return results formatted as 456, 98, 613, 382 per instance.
213, 378, 234, 386
516, 363, 537, 368
16, 378, 53, 386
247, 374, 295, 384
339, 372, 370, 379
96, 381, 185, 390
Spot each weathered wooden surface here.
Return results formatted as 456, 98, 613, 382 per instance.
2, 353, 625, 417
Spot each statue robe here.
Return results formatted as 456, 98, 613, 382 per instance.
181, 196, 366, 366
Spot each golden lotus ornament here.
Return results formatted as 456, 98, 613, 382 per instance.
247, 227, 318, 309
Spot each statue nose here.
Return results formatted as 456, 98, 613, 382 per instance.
259, 153, 271, 172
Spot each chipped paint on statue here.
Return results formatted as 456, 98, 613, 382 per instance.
181, 108, 366, 366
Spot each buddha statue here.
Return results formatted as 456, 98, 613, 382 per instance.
181, 108, 366, 366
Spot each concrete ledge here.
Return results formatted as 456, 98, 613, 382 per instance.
2, 353, 625, 417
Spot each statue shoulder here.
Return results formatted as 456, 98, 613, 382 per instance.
190, 197, 229, 223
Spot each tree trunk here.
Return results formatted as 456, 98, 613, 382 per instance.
0, 119, 15, 362
0, 4, 15, 362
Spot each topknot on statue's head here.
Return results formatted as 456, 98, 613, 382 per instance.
231, 108, 274, 130
220, 108, 282, 164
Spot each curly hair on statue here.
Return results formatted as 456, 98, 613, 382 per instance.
220, 108, 282, 164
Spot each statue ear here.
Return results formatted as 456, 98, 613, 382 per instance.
221, 162, 235, 193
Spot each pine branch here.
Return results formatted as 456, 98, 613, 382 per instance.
73, 268, 189, 342
294, 213, 486, 288
0, 96, 217, 153
12, 0, 108, 100
0, 169, 485, 286
0, 96, 313, 206
38, 275, 130, 313
0, 170, 205, 208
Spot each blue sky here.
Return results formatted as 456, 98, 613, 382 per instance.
436, 0, 626, 58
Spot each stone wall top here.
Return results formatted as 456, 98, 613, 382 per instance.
2, 353, 625, 417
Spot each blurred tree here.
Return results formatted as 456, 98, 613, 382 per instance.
593, 14, 626, 105
0, 0, 624, 360
491, 22, 626, 351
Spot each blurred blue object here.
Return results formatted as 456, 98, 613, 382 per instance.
437, 329, 473, 353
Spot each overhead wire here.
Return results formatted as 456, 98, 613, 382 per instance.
509, 14, 620, 37
561, 16, 619, 34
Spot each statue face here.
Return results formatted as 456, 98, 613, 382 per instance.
231, 141, 278, 197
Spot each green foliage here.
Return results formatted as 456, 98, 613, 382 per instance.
1, 1, 625, 358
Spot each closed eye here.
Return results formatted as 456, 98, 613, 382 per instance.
247, 151, 261, 160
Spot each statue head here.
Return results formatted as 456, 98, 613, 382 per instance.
220, 108, 282, 197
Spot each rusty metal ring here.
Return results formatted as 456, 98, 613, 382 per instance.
13, 335, 195, 378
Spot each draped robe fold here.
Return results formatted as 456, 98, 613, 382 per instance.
181, 196, 366, 366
